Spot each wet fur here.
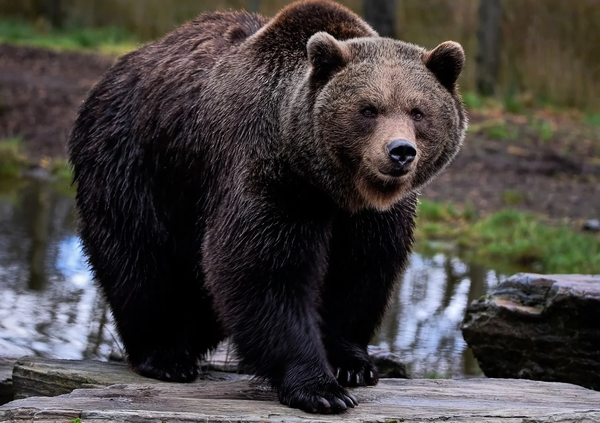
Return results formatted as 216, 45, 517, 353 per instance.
69, 0, 466, 414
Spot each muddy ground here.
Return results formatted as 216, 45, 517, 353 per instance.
1, 44, 599, 221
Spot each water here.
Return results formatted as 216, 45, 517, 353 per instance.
0, 177, 503, 377
372, 254, 503, 378
0, 178, 113, 360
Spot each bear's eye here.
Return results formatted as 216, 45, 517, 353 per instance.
361, 106, 378, 118
411, 109, 424, 121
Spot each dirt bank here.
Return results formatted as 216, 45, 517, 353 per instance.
0, 44, 114, 158
1, 44, 599, 220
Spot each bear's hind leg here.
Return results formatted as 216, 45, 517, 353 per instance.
98, 260, 204, 382
321, 195, 417, 387
130, 277, 225, 382
84, 225, 222, 382
125, 271, 225, 383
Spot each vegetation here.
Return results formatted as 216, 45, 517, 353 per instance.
0, 139, 73, 183
2, 0, 599, 111
0, 4, 598, 278
416, 200, 600, 275
462, 91, 600, 164
0, 138, 28, 179
0, 17, 137, 55
586, 114, 600, 127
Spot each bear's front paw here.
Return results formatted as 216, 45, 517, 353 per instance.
279, 379, 358, 414
334, 360, 379, 387
131, 347, 199, 383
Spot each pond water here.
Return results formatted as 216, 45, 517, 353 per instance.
0, 177, 504, 378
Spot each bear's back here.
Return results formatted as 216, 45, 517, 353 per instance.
151, 11, 268, 71
69, 11, 267, 167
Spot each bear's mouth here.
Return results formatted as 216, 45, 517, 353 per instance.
378, 167, 410, 178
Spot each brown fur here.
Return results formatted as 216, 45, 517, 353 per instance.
286, 34, 467, 211
68, 0, 467, 415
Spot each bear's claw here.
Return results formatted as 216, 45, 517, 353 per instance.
280, 380, 357, 414
334, 361, 379, 387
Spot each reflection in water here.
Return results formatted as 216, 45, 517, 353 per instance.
0, 178, 115, 359
373, 254, 503, 378
0, 179, 502, 377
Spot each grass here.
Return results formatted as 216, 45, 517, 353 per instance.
462, 92, 485, 111
416, 200, 600, 274
530, 117, 555, 142
475, 119, 519, 140
0, 138, 73, 183
586, 114, 600, 127
46, 158, 73, 183
501, 189, 526, 206
486, 122, 511, 139
0, 138, 28, 178
0, 17, 138, 55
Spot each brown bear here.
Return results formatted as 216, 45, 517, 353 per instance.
68, 0, 466, 414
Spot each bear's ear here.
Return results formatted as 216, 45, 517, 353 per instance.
423, 41, 465, 91
307, 32, 349, 82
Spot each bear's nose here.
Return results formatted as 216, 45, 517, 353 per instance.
387, 139, 417, 166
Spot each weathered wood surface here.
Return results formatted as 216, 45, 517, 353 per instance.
2, 357, 600, 422
462, 273, 600, 390
2, 378, 600, 422
11, 356, 249, 400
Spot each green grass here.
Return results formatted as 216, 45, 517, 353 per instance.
462, 92, 485, 111
501, 189, 526, 206
0, 17, 138, 55
0, 138, 28, 179
416, 200, 600, 274
0, 138, 74, 185
484, 120, 519, 140
422, 371, 447, 379
48, 158, 73, 183
468, 118, 520, 141
530, 117, 555, 142
486, 123, 510, 139
585, 114, 600, 127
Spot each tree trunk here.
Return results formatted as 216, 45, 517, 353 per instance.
37, 0, 64, 29
249, 0, 260, 13
364, 0, 397, 39
476, 0, 502, 96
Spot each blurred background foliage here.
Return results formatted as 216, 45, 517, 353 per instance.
0, 0, 598, 112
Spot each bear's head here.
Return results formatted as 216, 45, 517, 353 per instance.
291, 33, 467, 212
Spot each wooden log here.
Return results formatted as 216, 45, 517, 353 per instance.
2, 357, 600, 422
11, 356, 248, 400
462, 273, 600, 390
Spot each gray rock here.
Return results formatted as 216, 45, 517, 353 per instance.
462, 273, 600, 390
368, 345, 410, 378
0, 358, 15, 405
583, 219, 600, 232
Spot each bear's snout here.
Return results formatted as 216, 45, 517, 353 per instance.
383, 139, 417, 176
